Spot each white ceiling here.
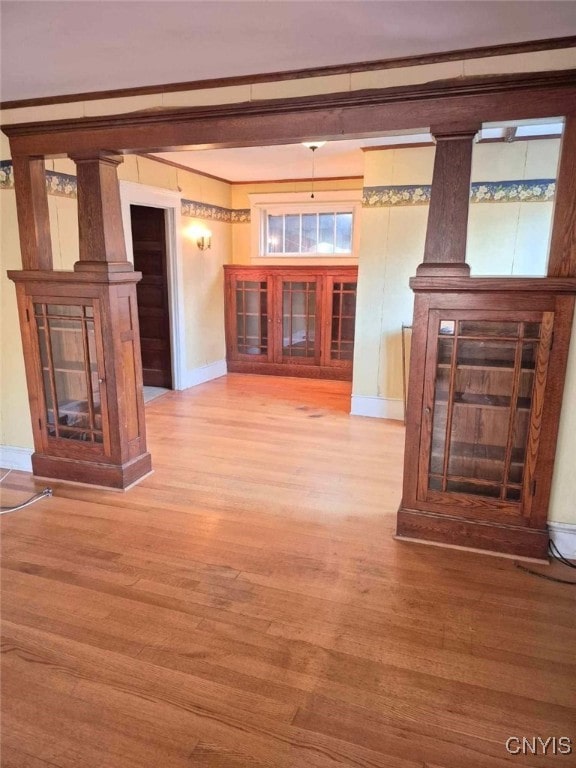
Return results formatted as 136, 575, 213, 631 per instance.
154, 124, 563, 182
1, 1, 576, 102
154, 133, 429, 182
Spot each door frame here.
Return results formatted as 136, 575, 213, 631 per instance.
120, 181, 186, 390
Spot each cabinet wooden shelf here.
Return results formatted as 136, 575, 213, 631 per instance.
224, 265, 357, 380
397, 279, 576, 560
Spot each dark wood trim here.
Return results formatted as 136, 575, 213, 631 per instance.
231, 175, 364, 186
409, 276, 576, 293
12, 157, 53, 270
6, 70, 576, 137
417, 125, 478, 274
396, 508, 549, 561
4, 71, 576, 159
2, 35, 575, 110
71, 154, 130, 268
31, 452, 152, 490
138, 153, 230, 184
362, 142, 435, 152
140, 154, 363, 186
547, 115, 576, 278
362, 134, 563, 152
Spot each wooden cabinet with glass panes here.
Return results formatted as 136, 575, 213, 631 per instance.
397, 282, 576, 560
224, 266, 357, 380
9, 270, 151, 488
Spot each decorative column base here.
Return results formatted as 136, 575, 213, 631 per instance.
32, 452, 152, 490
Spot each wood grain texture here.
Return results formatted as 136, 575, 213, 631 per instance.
71, 154, 129, 268
2, 374, 575, 767
224, 266, 358, 381
418, 127, 478, 273
11, 157, 53, 271
8, 271, 151, 489
5, 70, 576, 158
548, 115, 576, 278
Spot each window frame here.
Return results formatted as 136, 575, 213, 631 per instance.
250, 191, 362, 260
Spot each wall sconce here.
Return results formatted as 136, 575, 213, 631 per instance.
184, 224, 212, 251
197, 230, 212, 251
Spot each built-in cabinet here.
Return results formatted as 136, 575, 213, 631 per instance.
224, 265, 357, 380
397, 281, 576, 560
9, 270, 152, 488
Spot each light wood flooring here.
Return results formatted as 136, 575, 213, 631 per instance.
1, 374, 575, 767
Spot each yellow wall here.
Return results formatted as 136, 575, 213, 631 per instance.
352, 137, 576, 525
0, 152, 233, 454
231, 178, 363, 266
353, 139, 560, 405
1, 44, 575, 528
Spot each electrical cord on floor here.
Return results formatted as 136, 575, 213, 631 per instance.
515, 563, 576, 585
549, 538, 576, 569
0, 484, 53, 513
514, 539, 576, 585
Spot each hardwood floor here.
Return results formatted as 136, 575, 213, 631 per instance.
1, 374, 575, 768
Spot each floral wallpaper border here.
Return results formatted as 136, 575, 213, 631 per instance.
1, 162, 556, 212
363, 179, 556, 207
181, 198, 250, 223
0, 163, 252, 221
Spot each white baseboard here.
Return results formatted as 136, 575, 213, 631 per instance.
351, 395, 404, 421
182, 359, 227, 389
548, 522, 576, 560
0, 445, 33, 472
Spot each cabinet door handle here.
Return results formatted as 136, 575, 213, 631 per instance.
98, 377, 105, 384
425, 406, 431, 415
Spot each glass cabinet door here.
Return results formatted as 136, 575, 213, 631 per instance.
234, 280, 269, 358
330, 281, 357, 361
35, 302, 104, 445
426, 315, 550, 504
279, 279, 319, 362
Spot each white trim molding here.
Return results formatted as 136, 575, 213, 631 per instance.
249, 190, 363, 260
182, 359, 227, 389
0, 445, 33, 472
351, 395, 404, 421
548, 522, 576, 560
119, 180, 187, 391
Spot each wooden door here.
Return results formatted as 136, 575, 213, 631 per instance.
130, 205, 172, 388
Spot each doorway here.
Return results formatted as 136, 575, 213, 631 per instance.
130, 204, 173, 389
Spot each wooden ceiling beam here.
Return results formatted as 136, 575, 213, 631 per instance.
3, 71, 576, 158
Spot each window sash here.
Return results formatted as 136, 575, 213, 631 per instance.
263, 210, 354, 256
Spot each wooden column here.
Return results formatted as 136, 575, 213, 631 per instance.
547, 116, 576, 278
12, 156, 53, 270
416, 124, 480, 277
71, 152, 131, 272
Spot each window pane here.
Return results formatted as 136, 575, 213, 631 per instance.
265, 209, 355, 256
302, 214, 318, 253
318, 213, 335, 254
335, 212, 352, 252
284, 215, 300, 252
267, 215, 283, 253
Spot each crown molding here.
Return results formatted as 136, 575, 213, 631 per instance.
2, 35, 575, 110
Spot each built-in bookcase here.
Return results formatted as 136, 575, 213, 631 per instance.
224, 265, 357, 380
397, 283, 576, 560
